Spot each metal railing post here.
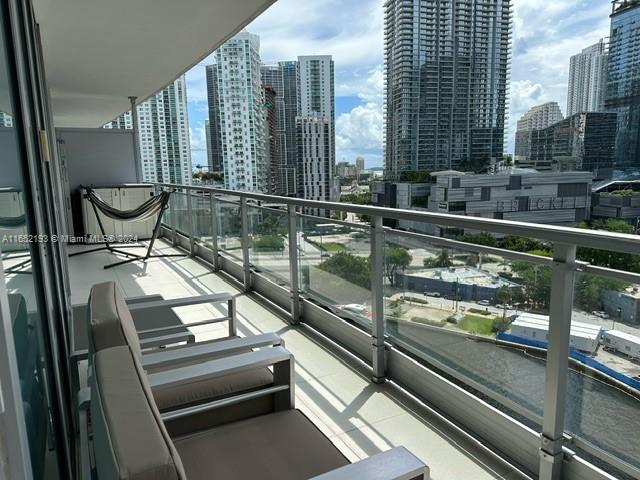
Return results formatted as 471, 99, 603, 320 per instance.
370, 215, 386, 383
209, 193, 219, 271
240, 197, 251, 292
539, 243, 577, 480
169, 189, 177, 246
186, 190, 195, 256
288, 205, 301, 324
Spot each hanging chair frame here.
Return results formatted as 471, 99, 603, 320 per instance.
69, 187, 185, 269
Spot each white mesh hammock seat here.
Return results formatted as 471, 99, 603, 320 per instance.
69, 187, 185, 269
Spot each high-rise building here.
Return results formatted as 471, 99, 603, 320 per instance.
297, 113, 332, 215
105, 76, 192, 184
383, 0, 512, 178
262, 85, 281, 195
205, 65, 224, 173
259, 62, 300, 196
566, 39, 608, 116
0, 112, 13, 127
205, 118, 213, 171
298, 56, 335, 167
515, 102, 564, 163
605, 1, 640, 168
355, 156, 365, 174
518, 112, 617, 178
214, 31, 267, 192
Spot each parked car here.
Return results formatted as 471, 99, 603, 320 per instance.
333, 304, 372, 327
477, 299, 491, 307
592, 311, 609, 319
424, 291, 441, 298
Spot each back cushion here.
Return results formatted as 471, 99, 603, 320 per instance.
91, 345, 186, 480
88, 282, 141, 359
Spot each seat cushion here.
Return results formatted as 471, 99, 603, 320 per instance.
150, 346, 274, 412
174, 410, 349, 480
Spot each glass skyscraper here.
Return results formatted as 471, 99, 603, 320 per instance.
605, 0, 640, 169
383, 0, 512, 178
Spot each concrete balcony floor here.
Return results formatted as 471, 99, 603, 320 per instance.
68, 239, 531, 480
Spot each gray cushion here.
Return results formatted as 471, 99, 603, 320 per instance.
174, 410, 349, 480
91, 346, 186, 480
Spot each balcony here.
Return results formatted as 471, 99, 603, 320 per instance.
69, 183, 640, 480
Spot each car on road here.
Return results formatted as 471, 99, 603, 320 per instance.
332, 303, 372, 327
592, 311, 610, 319
424, 291, 441, 298
476, 299, 491, 306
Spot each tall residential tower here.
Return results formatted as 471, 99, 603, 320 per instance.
566, 39, 608, 116
383, 0, 512, 177
515, 102, 564, 165
105, 76, 192, 184
205, 65, 224, 173
605, 0, 640, 168
214, 31, 267, 192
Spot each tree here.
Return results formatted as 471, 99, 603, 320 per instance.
511, 262, 552, 311
456, 232, 497, 247
424, 250, 453, 268
252, 235, 284, 252
384, 247, 412, 287
399, 170, 431, 183
576, 219, 640, 273
575, 274, 628, 312
318, 252, 371, 290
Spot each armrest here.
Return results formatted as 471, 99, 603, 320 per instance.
148, 346, 291, 390
139, 331, 194, 350
151, 346, 295, 417
309, 447, 428, 480
142, 332, 283, 370
127, 292, 233, 312
132, 293, 238, 338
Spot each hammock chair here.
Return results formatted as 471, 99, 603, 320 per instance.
69, 187, 185, 269
0, 213, 31, 275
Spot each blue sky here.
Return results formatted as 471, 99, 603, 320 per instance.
185, 0, 612, 169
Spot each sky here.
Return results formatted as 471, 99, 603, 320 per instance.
185, 0, 613, 170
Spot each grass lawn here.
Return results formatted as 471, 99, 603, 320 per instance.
319, 242, 347, 253
458, 314, 495, 335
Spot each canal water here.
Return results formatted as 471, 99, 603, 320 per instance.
388, 321, 640, 470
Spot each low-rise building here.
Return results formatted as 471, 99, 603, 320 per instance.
603, 330, 640, 359
591, 179, 640, 227
395, 267, 519, 303
602, 286, 640, 325
371, 181, 431, 229
510, 313, 603, 354
427, 169, 593, 237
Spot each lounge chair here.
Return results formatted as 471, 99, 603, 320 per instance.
82, 341, 429, 480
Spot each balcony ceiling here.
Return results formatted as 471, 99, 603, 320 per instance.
33, 0, 276, 128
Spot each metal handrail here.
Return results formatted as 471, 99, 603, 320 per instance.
154, 182, 640, 256
154, 181, 640, 480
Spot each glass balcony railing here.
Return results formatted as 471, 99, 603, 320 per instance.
156, 182, 640, 480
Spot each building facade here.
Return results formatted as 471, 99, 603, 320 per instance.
0, 111, 12, 127
262, 85, 281, 195
298, 56, 335, 172
260, 63, 298, 196
296, 113, 332, 215
427, 169, 593, 236
515, 102, 564, 164
606, 1, 640, 169
105, 76, 192, 184
383, 0, 512, 177
567, 39, 608, 116
214, 31, 267, 192
205, 65, 224, 173
517, 112, 617, 178
592, 179, 640, 226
